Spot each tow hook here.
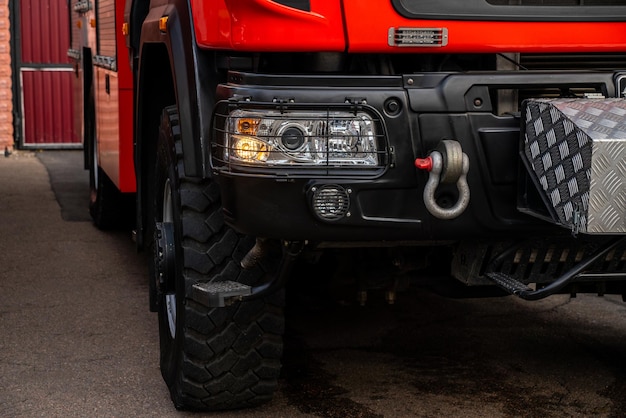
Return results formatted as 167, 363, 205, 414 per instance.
414, 140, 470, 220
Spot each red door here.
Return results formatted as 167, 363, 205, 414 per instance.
19, 0, 79, 147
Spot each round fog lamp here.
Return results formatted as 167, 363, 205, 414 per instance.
311, 185, 350, 221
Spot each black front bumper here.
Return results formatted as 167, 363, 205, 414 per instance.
210, 70, 623, 243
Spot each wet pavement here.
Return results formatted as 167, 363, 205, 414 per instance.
1, 150, 626, 417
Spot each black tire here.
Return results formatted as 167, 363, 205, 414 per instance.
151, 106, 284, 411
87, 97, 133, 229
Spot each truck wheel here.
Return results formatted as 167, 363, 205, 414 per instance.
151, 106, 284, 411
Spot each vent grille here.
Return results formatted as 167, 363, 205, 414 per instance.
311, 185, 351, 221
388, 28, 448, 47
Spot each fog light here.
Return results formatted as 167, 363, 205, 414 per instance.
311, 185, 350, 221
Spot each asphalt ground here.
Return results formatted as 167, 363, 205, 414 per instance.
1, 150, 626, 417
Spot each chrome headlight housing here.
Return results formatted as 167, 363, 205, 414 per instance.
222, 109, 382, 167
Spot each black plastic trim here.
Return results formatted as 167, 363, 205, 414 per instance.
227, 71, 403, 88
134, 0, 222, 247
404, 71, 618, 113
210, 70, 621, 242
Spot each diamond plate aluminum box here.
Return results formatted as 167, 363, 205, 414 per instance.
522, 98, 626, 234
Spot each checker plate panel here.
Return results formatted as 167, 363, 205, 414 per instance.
523, 98, 626, 234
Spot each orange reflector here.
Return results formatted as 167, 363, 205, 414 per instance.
237, 118, 260, 135
122, 22, 129, 36
159, 16, 168, 33
90, 19, 96, 28
77, 21, 82, 29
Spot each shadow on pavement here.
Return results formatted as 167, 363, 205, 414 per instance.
36, 150, 91, 222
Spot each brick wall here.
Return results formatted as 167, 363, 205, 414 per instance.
0, 0, 12, 152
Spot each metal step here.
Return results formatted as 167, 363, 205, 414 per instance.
486, 237, 625, 301
485, 272, 533, 296
192, 281, 252, 308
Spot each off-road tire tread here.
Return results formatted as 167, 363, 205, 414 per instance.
158, 106, 283, 411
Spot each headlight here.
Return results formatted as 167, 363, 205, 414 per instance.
231, 135, 269, 162
223, 109, 381, 167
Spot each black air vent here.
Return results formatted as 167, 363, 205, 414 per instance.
273, 0, 310, 11
520, 53, 626, 71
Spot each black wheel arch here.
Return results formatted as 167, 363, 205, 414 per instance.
134, 0, 223, 249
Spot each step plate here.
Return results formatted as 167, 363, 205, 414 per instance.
192, 280, 252, 308
485, 272, 533, 296
523, 98, 626, 234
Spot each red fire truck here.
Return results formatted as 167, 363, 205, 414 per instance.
69, 0, 626, 411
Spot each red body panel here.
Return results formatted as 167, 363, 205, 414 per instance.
115, 3, 133, 91
68, 0, 135, 191
105, 0, 134, 192
342, 0, 626, 53
96, 68, 121, 184
191, 0, 345, 51
117, 88, 135, 192
91, 0, 136, 192
191, 0, 626, 53
96, 68, 135, 193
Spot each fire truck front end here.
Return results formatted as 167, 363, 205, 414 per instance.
127, 0, 626, 411
199, 0, 626, 294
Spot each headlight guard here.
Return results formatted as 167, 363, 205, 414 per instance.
212, 102, 388, 174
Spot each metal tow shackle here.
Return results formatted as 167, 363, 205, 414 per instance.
414, 140, 470, 220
